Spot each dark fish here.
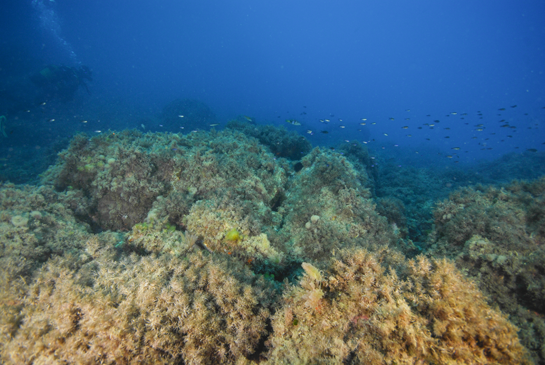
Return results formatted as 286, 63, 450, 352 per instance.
498, 108, 506, 111
526, 148, 537, 152
320, 130, 329, 134
511, 105, 517, 108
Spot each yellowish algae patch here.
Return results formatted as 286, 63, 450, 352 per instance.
10, 215, 29, 227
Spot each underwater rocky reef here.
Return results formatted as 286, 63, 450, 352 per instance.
0, 125, 543, 364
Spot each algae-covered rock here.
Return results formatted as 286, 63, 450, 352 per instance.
0, 130, 540, 364
274, 147, 397, 267
227, 119, 312, 160
265, 248, 530, 364
428, 177, 545, 364
44, 129, 288, 234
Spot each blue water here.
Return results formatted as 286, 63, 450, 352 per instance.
0, 0, 544, 180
